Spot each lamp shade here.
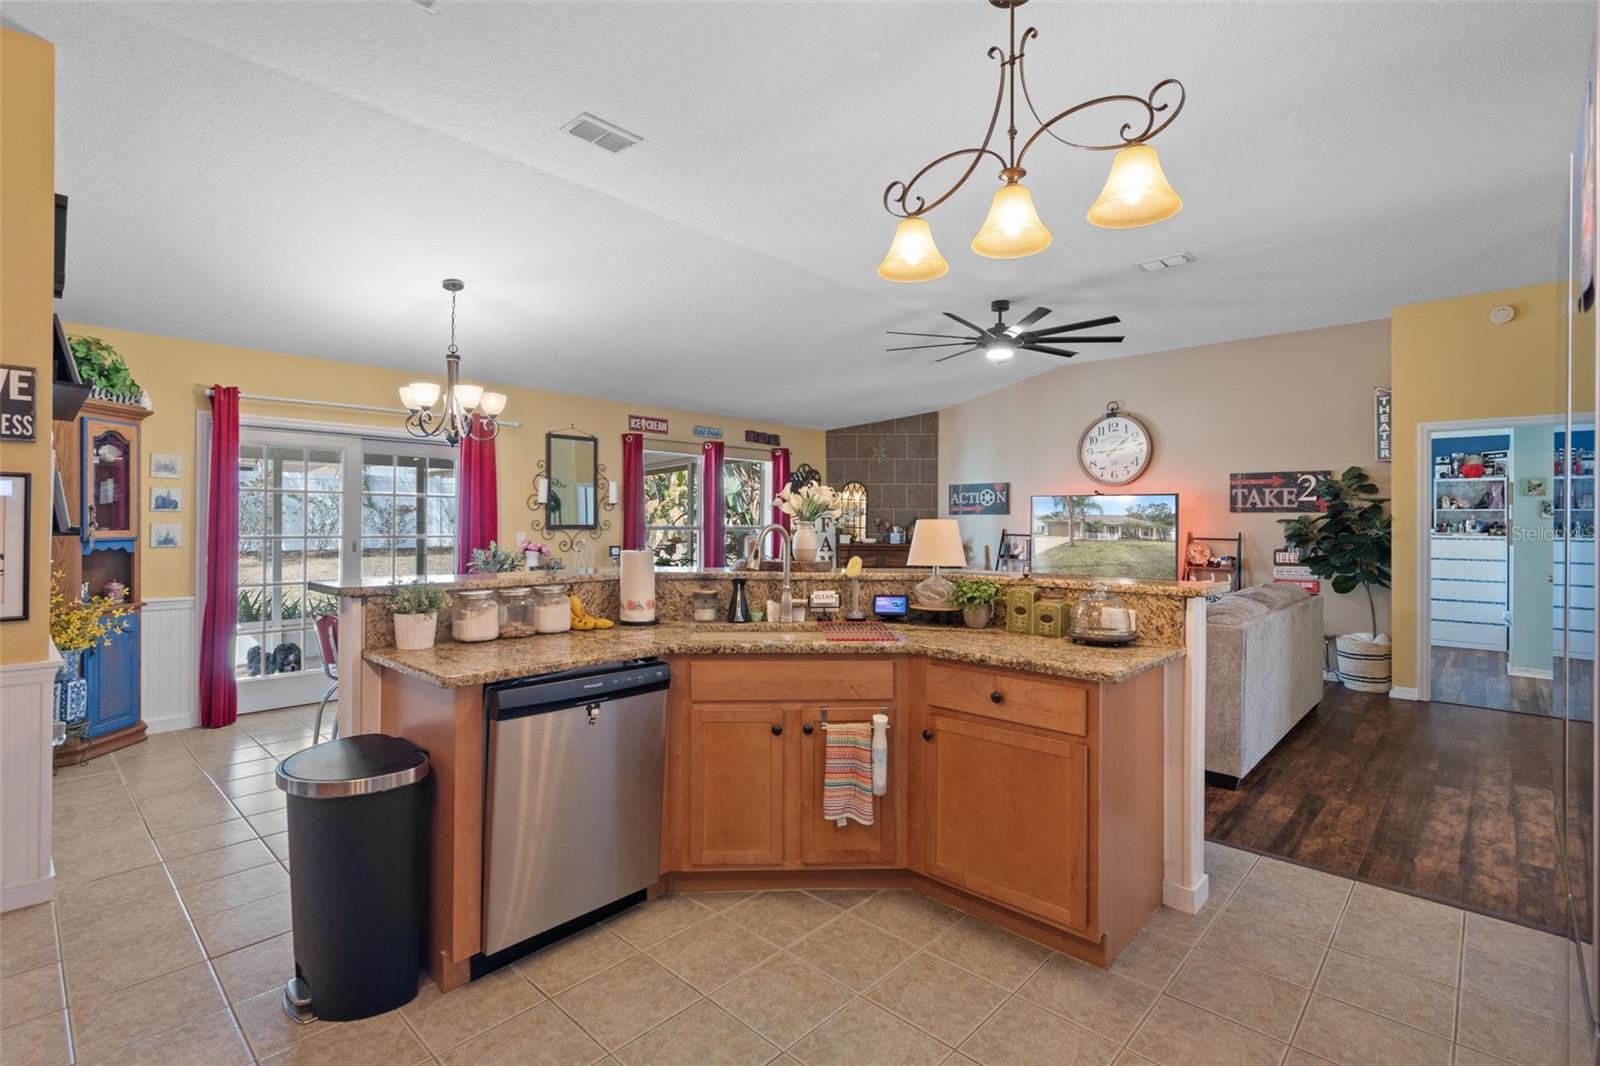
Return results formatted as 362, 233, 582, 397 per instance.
408, 381, 441, 409
1086, 144, 1182, 229
877, 217, 949, 282
971, 182, 1052, 259
454, 384, 484, 411
907, 518, 968, 568
479, 391, 508, 417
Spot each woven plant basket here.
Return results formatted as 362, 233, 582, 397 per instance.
1335, 633, 1391, 693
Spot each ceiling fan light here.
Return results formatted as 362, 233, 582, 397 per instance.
972, 182, 1053, 259
1087, 144, 1182, 228
985, 341, 1015, 363
877, 217, 950, 282
408, 381, 441, 409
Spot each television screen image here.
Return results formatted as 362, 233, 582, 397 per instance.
1030, 494, 1179, 579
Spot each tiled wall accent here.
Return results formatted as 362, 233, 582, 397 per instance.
826, 413, 939, 534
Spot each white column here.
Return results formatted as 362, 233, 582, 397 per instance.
1, 652, 62, 911
1163, 597, 1210, 914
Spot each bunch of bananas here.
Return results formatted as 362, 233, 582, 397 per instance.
570, 594, 614, 631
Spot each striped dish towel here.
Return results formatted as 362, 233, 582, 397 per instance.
822, 723, 875, 826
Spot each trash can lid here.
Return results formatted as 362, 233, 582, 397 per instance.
276, 734, 430, 799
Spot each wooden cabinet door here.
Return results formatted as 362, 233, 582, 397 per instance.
919, 711, 1092, 934
796, 705, 894, 866
85, 613, 141, 737
687, 705, 787, 867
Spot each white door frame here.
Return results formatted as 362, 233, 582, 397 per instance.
1414, 412, 1564, 703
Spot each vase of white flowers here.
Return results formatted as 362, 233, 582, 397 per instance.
773, 483, 842, 564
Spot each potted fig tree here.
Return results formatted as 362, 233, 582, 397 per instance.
1279, 466, 1392, 692
949, 577, 1004, 629
389, 584, 448, 651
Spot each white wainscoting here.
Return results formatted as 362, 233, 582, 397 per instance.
142, 597, 199, 734
1, 653, 61, 911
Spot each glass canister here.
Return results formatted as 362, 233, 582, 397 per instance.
499, 588, 536, 639
1068, 582, 1138, 646
533, 585, 572, 634
451, 590, 500, 642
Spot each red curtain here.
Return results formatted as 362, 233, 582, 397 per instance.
768, 447, 791, 558
199, 386, 240, 729
456, 415, 498, 573
700, 441, 726, 568
622, 433, 645, 550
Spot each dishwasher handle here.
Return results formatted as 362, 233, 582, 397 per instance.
486, 660, 671, 721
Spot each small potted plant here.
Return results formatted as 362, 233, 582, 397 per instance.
949, 577, 1004, 629
389, 584, 448, 650
519, 537, 551, 570
68, 335, 148, 407
468, 541, 522, 574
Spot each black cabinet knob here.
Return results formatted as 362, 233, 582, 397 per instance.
990, 691, 1004, 704
922, 729, 934, 741
771, 724, 783, 736
802, 723, 814, 735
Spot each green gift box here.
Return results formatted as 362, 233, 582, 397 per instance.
1005, 586, 1037, 634
1031, 600, 1066, 638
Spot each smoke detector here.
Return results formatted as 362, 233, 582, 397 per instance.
561, 113, 644, 154
1136, 252, 1196, 272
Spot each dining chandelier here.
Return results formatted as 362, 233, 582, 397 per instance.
878, 0, 1186, 282
399, 278, 507, 446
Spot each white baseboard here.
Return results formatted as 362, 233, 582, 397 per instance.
1390, 686, 1420, 701
1163, 872, 1210, 915
1507, 666, 1555, 680
1, 870, 55, 912
142, 597, 199, 732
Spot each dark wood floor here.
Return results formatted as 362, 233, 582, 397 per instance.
1429, 645, 1553, 715
1206, 682, 1591, 934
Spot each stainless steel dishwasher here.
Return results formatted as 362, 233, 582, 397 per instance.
481, 659, 670, 959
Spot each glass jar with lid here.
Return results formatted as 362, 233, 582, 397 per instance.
498, 588, 536, 638
533, 585, 571, 634
1068, 582, 1138, 646
451, 589, 500, 642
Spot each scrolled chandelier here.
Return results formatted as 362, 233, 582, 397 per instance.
878, 0, 1186, 282
399, 278, 507, 446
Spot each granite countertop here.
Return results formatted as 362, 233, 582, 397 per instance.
317, 567, 1222, 599
364, 622, 1184, 688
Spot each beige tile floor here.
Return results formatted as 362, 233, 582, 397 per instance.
2, 705, 1594, 1065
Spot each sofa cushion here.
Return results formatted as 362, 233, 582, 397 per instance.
1233, 583, 1311, 610
1207, 596, 1271, 626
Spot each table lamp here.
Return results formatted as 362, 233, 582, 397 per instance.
907, 519, 968, 607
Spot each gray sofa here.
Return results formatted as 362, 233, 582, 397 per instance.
1205, 583, 1325, 787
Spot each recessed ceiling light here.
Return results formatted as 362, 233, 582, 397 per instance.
561, 113, 644, 154
1135, 251, 1196, 272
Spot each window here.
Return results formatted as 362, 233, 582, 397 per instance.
361, 448, 458, 580
724, 457, 771, 563
644, 452, 699, 568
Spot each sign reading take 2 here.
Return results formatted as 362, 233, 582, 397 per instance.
1229, 470, 1330, 513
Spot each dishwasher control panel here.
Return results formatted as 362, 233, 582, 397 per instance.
486, 659, 671, 720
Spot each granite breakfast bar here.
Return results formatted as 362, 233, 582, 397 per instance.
312, 570, 1218, 992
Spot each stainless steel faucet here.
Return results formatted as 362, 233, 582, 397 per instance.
751, 523, 795, 623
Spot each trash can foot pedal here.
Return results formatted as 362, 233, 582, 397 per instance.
283, 977, 316, 1025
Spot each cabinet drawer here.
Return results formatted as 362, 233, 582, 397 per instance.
925, 662, 1089, 736
690, 659, 894, 702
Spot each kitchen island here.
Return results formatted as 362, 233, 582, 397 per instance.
357, 617, 1187, 992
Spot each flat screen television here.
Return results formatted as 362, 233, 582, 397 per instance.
1030, 494, 1179, 579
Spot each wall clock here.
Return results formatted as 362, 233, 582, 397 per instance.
1078, 402, 1153, 486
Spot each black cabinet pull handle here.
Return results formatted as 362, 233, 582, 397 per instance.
802, 723, 814, 735
990, 690, 1004, 704
922, 729, 934, 741
771, 724, 783, 736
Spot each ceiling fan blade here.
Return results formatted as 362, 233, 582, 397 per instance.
1006, 307, 1052, 335
886, 342, 981, 351
1034, 335, 1122, 343
885, 331, 980, 340
1031, 315, 1122, 335
1023, 345, 1079, 358
932, 347, 980, 363
942, 312, 992, 336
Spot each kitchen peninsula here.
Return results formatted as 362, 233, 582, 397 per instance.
313, 570, 1216, 993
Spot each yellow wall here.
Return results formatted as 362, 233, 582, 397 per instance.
60, 324, 826, 599
1390, 282, 1578, 690
0, 29, 56, 665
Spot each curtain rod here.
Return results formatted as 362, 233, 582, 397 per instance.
203, 388, 522, 428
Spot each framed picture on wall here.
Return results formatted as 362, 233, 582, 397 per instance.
150, 453, 183, 479
150, 485, 183, 513
150, 522, 181, 549
0, 472, 31, 622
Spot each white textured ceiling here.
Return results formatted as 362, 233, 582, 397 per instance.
6, 1, 1591, 428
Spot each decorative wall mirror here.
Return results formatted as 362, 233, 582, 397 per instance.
839, 481, 868, 541
546, 432, 599, 530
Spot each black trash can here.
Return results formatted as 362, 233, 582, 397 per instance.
275, 734, 430, 1024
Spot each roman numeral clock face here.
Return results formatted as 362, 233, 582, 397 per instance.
1078, 414, 1152, 486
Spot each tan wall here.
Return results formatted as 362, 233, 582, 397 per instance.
62, 324, 826, 599
939, 320, 1394, 638
1390, 282, 1576, 691
0, 29, 56, 665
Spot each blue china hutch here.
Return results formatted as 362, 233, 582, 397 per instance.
52, 397, 149, 764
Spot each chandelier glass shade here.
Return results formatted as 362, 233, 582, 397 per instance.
880, 0, 1185, 279
399, 279, 506, 446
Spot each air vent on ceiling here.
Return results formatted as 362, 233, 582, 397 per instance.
562, 113, 643, 154
1136, 252, 1196, 272
409, 0, 440, 13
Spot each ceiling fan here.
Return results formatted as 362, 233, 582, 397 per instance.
886, 299, 1123, 364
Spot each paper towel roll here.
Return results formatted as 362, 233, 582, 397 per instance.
619, 549, 657, 625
